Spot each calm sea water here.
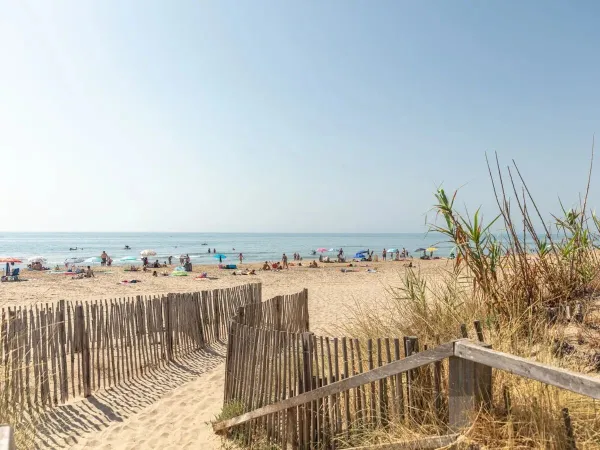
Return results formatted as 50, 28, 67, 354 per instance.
0, 232, 452, 266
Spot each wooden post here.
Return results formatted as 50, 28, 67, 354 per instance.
448, 354, 474, 429
301, 332, 315, 444
286, 407, 298, 450
562, 408, 577, 450
76, 305, 91, 398
474, 343, 493, 410
57, 301, 68, 402
165, 295, 173, 362
0, 425, 15, 450
449, 342, 493, 429
473, 320, 485, 342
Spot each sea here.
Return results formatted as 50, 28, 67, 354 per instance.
0, 232, 452, 266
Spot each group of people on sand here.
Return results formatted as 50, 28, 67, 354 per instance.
381, 248, 409, 261
100, 251, 113, 266
27, 261, 49, 271
261, 255, 288, 271
72, 266, 95, 279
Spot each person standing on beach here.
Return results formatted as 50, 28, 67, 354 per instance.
213, 248, 216, 254
282, 253, 288, 269
219, 254, 223, 263
239, 253, 243, 264
100, 251, 108, 266
168, 256, 172, 265
382, 248, 387, 261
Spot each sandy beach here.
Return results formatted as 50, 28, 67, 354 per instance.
4, 259, 449, 449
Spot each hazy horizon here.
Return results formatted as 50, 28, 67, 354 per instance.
2, 1, 599, 233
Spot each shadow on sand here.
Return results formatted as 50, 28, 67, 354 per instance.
34, 343, 227, 449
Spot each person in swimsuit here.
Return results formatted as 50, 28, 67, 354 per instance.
100, 251, 108, 266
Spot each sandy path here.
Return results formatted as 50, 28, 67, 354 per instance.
69, 365, 225, 450
36, 344, 227, 449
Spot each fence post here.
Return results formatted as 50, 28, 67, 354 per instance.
474, 343, 493, 410
449, 341, 493, 429
165, 295, 173, 362
58, 301, 68, 402
286, 407, 298, 450
275, 296, 282, 331
303, 289, 309, 331
449, 354, 474, 429
0, 424, 15, 450
301, 332, 315, 444
76, 305, 91, 397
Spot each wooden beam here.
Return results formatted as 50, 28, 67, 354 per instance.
454, 341, 600, 400
213, 342, 455, 433
0, 425, 15, 450
342, 433, 459, 450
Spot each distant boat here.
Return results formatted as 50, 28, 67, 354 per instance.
201, 243, 208, 245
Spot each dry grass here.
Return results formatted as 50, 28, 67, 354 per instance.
339, 152, 600, 448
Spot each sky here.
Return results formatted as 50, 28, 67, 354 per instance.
1, 0, 599, 233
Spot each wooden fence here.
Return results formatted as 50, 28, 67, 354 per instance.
217, 290, 600, 449
1, 283, 262, 412
221, 289, 492, 448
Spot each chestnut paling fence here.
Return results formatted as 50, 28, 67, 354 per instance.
216, 290, 600, 449
0, 283, 262, 413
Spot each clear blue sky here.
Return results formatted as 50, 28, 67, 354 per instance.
1, 1, 598, 232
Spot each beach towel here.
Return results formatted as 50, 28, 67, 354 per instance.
171, 271, 188, 276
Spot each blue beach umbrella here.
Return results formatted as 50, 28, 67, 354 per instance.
213, 254, 227, 259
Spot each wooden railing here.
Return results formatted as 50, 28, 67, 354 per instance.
0, 283, 262, 413
216, 338, 600, 448
215, 289, 600, 449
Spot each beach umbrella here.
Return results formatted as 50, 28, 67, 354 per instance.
140, 249, 157, 257
28, 256, 46, 263
0, 257, 22, 263
356, 250, 368, 255
120, 256, 138, 262
414, 248, 426, 252
316, 248, 328, 253
0, 257, 21, 275
213, 254, 227, 259
426, 247, 438, 252
387, 248, 398, 253
354, 252, 367, 258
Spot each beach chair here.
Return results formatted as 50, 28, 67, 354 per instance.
1, 268, 20, 282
